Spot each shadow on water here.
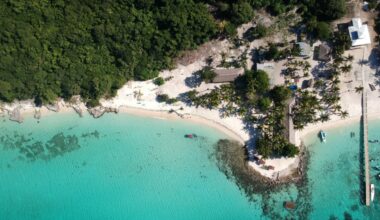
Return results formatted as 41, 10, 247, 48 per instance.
213, 139, 312, 219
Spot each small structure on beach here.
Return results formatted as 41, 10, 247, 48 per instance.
348, 18, 371, 46
316, 43, 331, 62
212, 68, 244, 83
256, 63, 275, 71
296, 42, 311, 58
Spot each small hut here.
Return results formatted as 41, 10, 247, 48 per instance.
316, 44, 331, 62
296, 42, 312, 58
212, 68, 244, 83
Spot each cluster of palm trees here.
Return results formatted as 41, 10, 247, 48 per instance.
284, 60, 312, 78
188, 70, 299, 158
291, 54, 352, 129
218, 48, 249, 69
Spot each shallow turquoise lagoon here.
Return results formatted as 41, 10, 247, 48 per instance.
1, 113, 380, 219
0, 113, 263, 219
304, 119, 380, 220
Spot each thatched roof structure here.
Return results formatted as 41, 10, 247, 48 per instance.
212, 68, 244, 83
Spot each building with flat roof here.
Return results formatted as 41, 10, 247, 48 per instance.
348, 18, 371, 46
296, 42, 311, 58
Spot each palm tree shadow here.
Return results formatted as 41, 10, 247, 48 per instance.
185, 72, 202, 88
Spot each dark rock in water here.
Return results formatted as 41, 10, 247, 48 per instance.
284, 201, 296, 209
343, 211, 352, 220
350, 204, 358, 211
214, 139, 312, 219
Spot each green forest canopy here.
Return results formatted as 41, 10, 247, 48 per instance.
0, 0, 347, 105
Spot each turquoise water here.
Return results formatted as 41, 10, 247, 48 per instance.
304, 119, 380, 219
1, 113, 380, 219
0, 113, 263, 219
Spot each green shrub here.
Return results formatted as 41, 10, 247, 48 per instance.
230, 2, 254, 25
315, 22, 332, 40
257, 97, 271, 111
153, 77, 165, 86
224, 21, 237, 37
199, 67, 216, 83
269, 86, 291, 105
186, 90, 198, 101
265, 44, 281, 60
244, 24, 268, 41
166, 98, 178, 104
156, 94, 169, 103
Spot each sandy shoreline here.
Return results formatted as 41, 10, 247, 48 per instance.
118, 106, 246, 144
0, 102, 245, 144
296, 112, 380, 146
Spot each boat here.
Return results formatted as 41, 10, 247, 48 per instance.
371, 184, 375, 202
184, 134, 197, 139
319, 130, 326, 142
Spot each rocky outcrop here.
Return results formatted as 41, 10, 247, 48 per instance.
34, 108, 41, 119
72, 104, 84, 117
9, 106, 23, 123
46, 102, 61, 112
88, 106, 118, 118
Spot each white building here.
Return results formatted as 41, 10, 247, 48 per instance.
348, 18, 371, 46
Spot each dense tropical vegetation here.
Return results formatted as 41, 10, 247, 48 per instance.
0, 0, 352, 159
0, 0, 218, 105
0, 0, 349, 105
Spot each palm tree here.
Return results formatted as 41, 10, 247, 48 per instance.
205, 56, 213, 66
333, 56, 344, 66
319, 113, 330, 122
340, 64, 352, 74
340, 110, 348, 118
314, 79, 325, 90
345, 54, 354, 62
355, 86, 364, 93
331, 77, 340, 86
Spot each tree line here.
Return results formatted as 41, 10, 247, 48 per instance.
0, 0, 347, 105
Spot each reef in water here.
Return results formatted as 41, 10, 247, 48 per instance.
213, 139, 312, 220
0, 132, 83, 162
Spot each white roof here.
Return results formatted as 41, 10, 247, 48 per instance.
348, 18, 371, 46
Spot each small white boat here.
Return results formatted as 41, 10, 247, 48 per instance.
371, 184, 375, 202
319, 130, 326, 142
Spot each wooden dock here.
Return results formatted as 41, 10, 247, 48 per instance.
359, 46, 370, 206
363, 90, 370, 206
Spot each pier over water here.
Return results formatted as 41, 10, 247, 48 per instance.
362, 91, 370, 206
